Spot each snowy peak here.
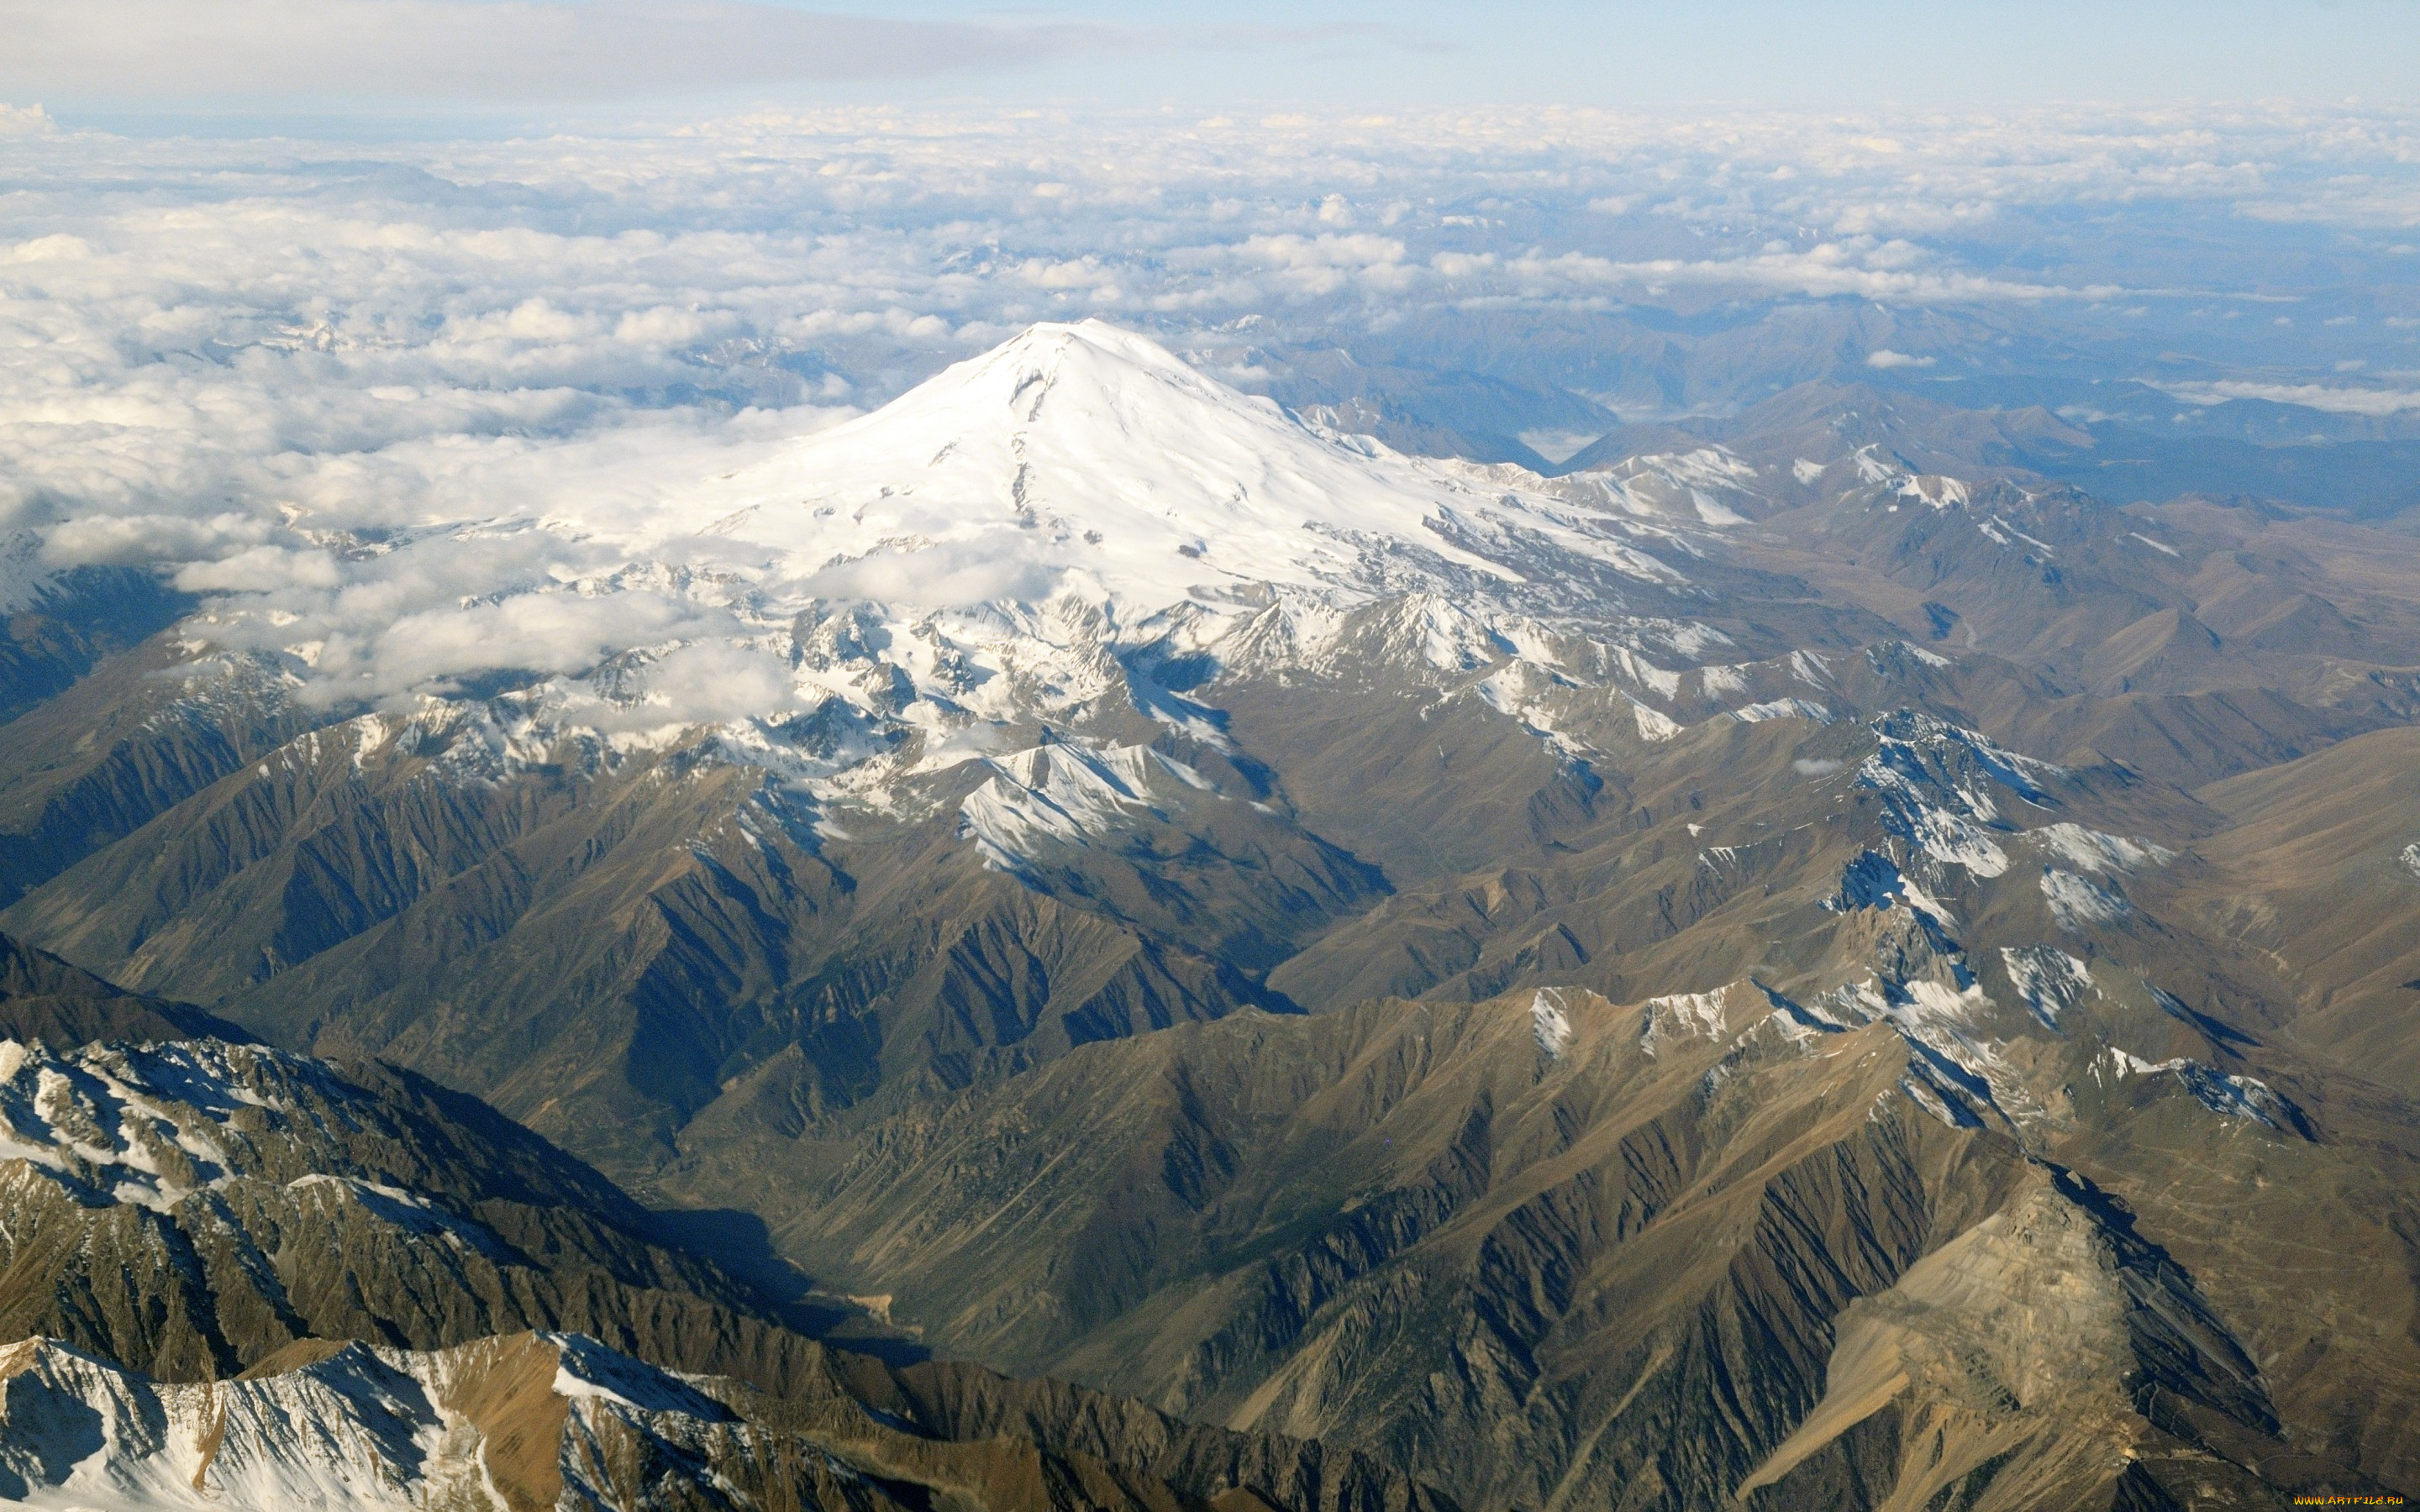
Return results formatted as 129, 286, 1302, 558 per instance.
655, 319, 1659, 617
0, 1036, 344, 1213
1549, 446, 1767, 525
0, 1331, 848, 1511
167, 320, 1718, 774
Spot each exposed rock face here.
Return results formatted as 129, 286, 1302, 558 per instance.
0, 1031, 774, 1382
1734, 1172, 2338, 1510
0, 1331, 1439, 1512
0, 1021, 1455, 1512
680, 977, 2376, 1511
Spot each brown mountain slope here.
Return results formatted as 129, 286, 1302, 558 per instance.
0, 927, 250, 1047
0, 1330, 1456, 1512
666, 975, 2386, 1510
0, 1020, 1453, 1512
0, 674, 1390, 1178
2178, 723, 2420, 1084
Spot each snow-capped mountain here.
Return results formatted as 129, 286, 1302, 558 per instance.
638, 318, 1680, 610
11, 320, 2420, 1511
0, 1324, 1444, 1512
0, 1332, 797, 1512
206, 321, 1710, 785
0, 939, 1453, 1512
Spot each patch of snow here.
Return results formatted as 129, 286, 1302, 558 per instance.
1758, 984, 1849, 1037
1852, 444, 1902, 485
2002, 947, 2094, 1029
1529, 990, 1575, 1059
1565, 447, 1761, 525
1897, 474, 1970, 508
1791, 458, 1826, 486
1854, 713, 2080, 881
1898, 1068, 1981, 1128
1475, 664, 1589, 760
0, 1332, 776, 1511
1628, 695, 1683, 742
287, 1173, 512, 1259
2028, 822, 2174, 874
2041, 868, 2128, 929
2003, 521, 2058, 554
1656, 622, 1733, 659
1830, 850, 1958, 927
1731, 697, 1833, 724
959, 739, 1210, 869
2092, 1049, 2288, 1127
1607, 645, 1681, 699
1857, 750, 2010, 876
545, 1334, 729, 1419
176, 321, 1747, 816
1823, 968, 2046, 1129
1870, 711, 2062, 800
1640, 986, 1735, 1057
1912, 806, 2010, 876
348, 713, 391, 769
0, 1036, 547, 1275
1897, 975, 1988, 1029
0, 531, 62, 616
2129, 532, 2181, 557
0, 1337, 440, 1511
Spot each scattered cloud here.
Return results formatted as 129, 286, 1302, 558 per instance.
1865, 349, 1936, 369
2155, 380, 2420, 417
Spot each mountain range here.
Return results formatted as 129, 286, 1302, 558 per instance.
1, 319, 2416, 1509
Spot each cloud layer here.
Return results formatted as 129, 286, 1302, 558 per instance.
2, 103, 2414, 708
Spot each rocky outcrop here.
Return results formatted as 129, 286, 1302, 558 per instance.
0, 1331, 1331, 1511
0, 1025, 1460, 1512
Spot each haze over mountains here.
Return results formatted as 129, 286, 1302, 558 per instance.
2, 101, 2419, 1511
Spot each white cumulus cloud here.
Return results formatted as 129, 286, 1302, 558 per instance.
1, 102, 2412, 720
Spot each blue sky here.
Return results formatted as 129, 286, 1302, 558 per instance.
4, 0, 2417, 129
870, 0, 2420, 108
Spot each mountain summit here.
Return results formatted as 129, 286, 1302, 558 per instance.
266, 318, 1704, 774
660, 319, 1497, 608
641, 318, 1676, 624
